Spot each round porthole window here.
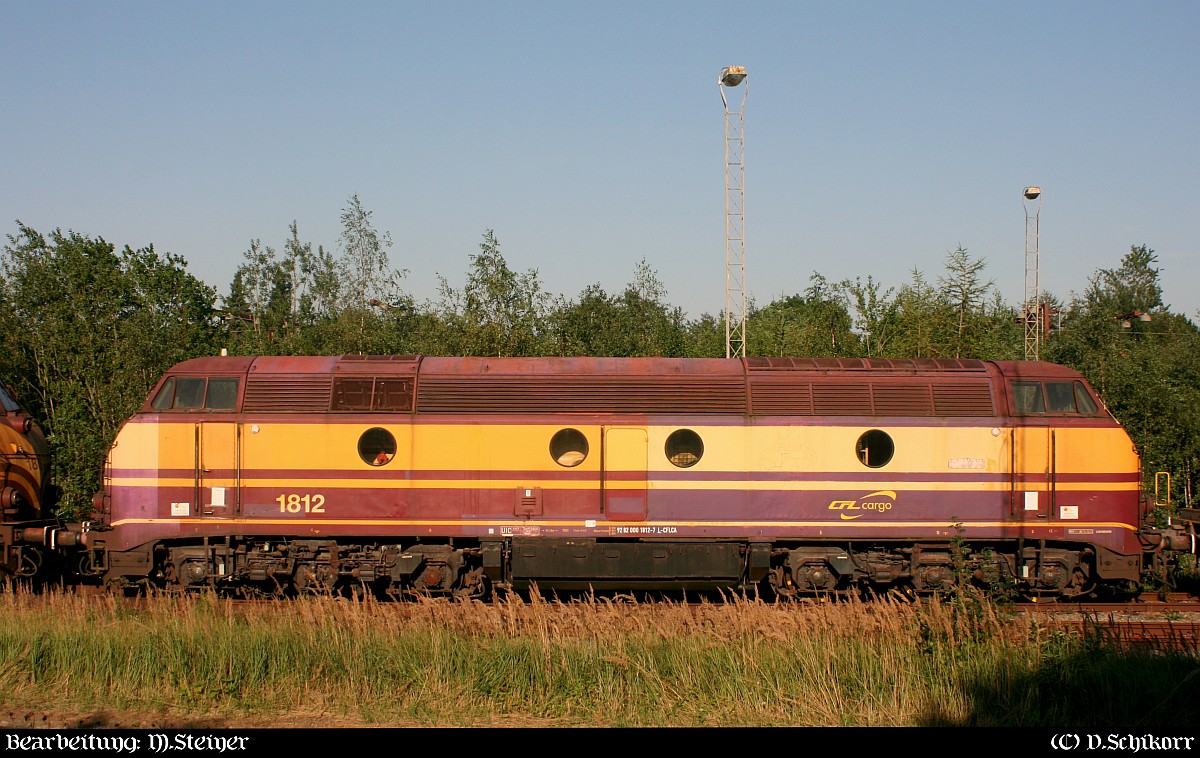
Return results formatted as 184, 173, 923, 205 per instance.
665, 429, 704, 468
855, 429, 894, 468
550, 428, 589, 467
359, 427, 397, 466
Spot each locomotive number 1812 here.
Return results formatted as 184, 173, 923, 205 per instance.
276, 494, 326, 514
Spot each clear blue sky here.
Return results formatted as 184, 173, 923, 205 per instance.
4, 1, 1197, 320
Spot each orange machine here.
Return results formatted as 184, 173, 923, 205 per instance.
64, 355, 1196, 599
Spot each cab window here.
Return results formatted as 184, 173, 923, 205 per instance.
0, 382, 20, 413
1012, 380, 1101, 416
1045, 382, 1076, 412
205, 378, 240, 409
1012, 382, 1045, 414
174, 379, 206, 409
151, 377, 240, 410
1074, 382, 1099, 414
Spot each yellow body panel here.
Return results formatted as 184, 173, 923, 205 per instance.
107, 419, 1141, 495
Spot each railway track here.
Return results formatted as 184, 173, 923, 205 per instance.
1018, 594, 1200, 648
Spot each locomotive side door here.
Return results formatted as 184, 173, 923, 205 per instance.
1009, 380, 1057, 520
603, 427, 648, 522
196, 422, 240, 518
1011, 424, 1054, 520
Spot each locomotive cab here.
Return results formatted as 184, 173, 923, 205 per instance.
0, 380, 51, 521
0, 379, 56, 580
998, 361, 1110, 420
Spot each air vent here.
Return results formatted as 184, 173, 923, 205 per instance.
871, 385, 934, 415
812, 383, 873, 415
747, 357, 987, 373
417, 377, 746, 414
243, 376, 332, 412
750, 378, 995, 417
933, 383, 995, 416
748, 377, 814, 415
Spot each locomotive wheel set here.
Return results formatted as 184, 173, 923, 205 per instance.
7, 354, 1199, 600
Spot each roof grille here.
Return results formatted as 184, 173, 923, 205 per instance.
871, 385, 934, 415
933, 384, 996, 416
417, 377, 746, 414
747, 378, 814, 415
748, 357, 987, 372
243, 376, 332, 412
812, 383, 872, 415
750, 378, 995, 416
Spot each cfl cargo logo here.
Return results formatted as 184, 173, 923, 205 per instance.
827, 490, 897, 520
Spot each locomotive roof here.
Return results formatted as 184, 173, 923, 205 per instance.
150, 355, 1098, 418
166, 354, 1026, 377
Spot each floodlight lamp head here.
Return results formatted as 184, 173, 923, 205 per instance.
1023, 186, 1042, 200
720, 66, 747, 87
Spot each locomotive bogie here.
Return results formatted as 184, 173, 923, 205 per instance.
125, 538, 492, 598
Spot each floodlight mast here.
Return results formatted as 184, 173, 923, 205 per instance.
720, 66, 747, 360
1022, 186, 1043, 360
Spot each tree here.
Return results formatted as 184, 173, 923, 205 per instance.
550, 261, 689, 357
683, 312, 725, 358
937, 245, 995, 358
1085, 244, 1164, 317
840, 275, 898, 358
223, 239, 288, 349
0, 224, 216, 517
552, 283, 623, 356
221, 222, 347, 356
611, 260, 688, 357
436, 230, 552, 356
1046, 244, 1200, 509
338, 194, 405, 307
886, 269, 950, 358
748, 275, 859, 358
284, 221, 340, 324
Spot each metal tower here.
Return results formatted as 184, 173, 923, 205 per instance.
720, 66, 747, 360
1022, 186, 1043, 361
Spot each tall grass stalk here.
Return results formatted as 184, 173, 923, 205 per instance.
0, 587, 1195, 727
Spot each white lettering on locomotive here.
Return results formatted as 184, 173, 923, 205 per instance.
947, 457, 986, 470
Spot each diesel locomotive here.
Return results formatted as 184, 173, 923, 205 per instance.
0, 379, 54, 579
53, 354, 1197, 599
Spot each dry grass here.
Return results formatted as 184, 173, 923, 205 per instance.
0, 586, 1195, 728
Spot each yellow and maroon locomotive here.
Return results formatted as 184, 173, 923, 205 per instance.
69, 354, 1195, 598
0, 380, 54, 579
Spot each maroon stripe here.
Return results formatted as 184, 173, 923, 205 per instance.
649, 470, 1140, 484
126, 413, 1126, 430
104, 484, 1141, 556
112, 466, 1139, 485
189, 485, 1139, 511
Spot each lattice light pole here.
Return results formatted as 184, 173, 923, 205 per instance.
1022, 186, 1043, 361
720, 66, 747, 360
